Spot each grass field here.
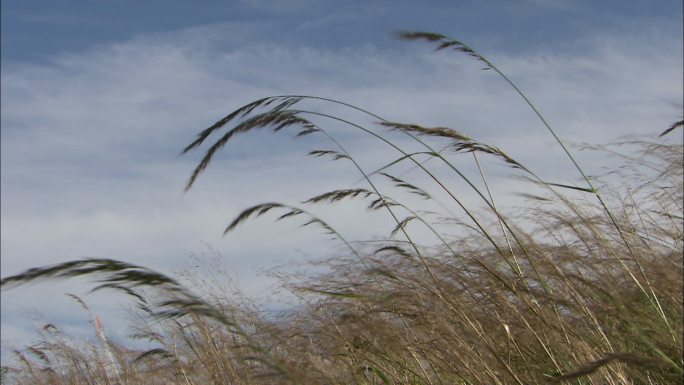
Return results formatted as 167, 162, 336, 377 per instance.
2, 33, 682, 385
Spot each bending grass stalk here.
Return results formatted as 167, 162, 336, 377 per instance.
379, 122, 657, 336
209, 97, 608, 313
287, 110, 509, 259
186, 97, 668, 376
0, 258, 304, 385
260, 110, 569, 369
374, 122, 563, 298
291, 110, 528, 299
471, 152, 521, 276
186, 101, 512, 297
398, 31, 673, 334
300, 120, 456, 304
395, 32, 592, 189
306, 186, 518, 295
185, 100, 568, 335
226, 192, 463, 350
225, 201, 364, 266
184, 96, 502, 240
295, 108, 566, 304
277, 116, 560, 374
184, 96, 521, 275
280, 96, 671, 373
468, 154, 585, 360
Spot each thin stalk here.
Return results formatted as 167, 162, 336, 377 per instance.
449, 36, 671, 332
307, 121, 451, 303
472, 152, 522, 276
289, 109, 508, 260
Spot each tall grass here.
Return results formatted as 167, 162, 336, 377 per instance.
2, 32, 682, 385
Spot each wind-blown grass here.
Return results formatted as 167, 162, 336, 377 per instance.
2, 32, 682, 385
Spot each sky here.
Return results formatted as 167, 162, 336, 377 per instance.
1, 0, 682, 363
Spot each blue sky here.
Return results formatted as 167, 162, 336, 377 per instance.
4, 0, 682, 62
2, 0, 682, 362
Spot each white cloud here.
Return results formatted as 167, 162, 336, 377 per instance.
2, 20, 682, 360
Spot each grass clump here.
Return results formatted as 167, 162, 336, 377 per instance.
2, 32, 682, 385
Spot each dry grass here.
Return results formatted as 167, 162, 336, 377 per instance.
2, 32, 682, 385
